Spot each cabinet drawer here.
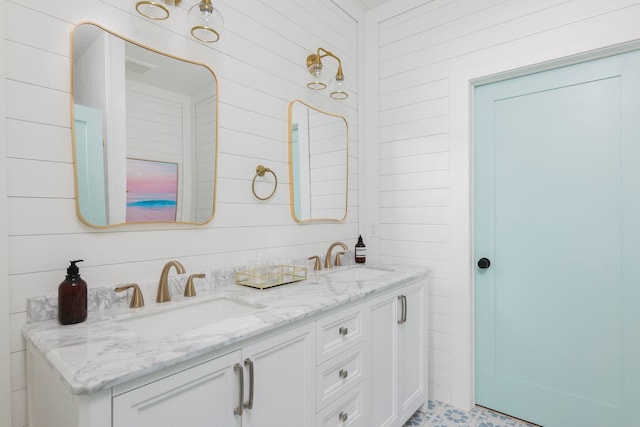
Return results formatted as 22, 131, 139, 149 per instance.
317, 305, 364, 363
316, 344, 364, 410
316, 383, 364, 427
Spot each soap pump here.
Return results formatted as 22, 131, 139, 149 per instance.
355, 235, 366, 264
58, 260, 88, 325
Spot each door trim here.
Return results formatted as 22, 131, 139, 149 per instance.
450, 38, 640, 411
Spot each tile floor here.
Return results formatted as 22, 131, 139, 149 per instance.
403, 400, 536, 427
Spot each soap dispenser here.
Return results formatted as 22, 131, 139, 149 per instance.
58, 260, 88, 325
355, 235, 366, 264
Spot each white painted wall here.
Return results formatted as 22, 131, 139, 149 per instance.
367, 0, 640, 410
2, 0, 360, 425
0, 0, 12, 423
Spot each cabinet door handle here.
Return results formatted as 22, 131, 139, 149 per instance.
339, 326, 348, 336
398, 295, 407, 324
339, 368, 348, 379
233, 363, 244, 416
339, 411, 349, 422
244, 358, 254, 410
403, 295, 408, 323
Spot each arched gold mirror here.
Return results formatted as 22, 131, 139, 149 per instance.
288, 100, 348, 222
71, 22, 218, 227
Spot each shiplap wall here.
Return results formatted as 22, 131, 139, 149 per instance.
3, 0, 359, 425
194, 93, 216, 222
126, 84, 188, 219
369, 0, 640, 408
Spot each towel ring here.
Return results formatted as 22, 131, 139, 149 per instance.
252, 165, 278, 201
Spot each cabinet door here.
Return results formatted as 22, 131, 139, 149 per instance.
397, 282, 427, 422
113, 351, 242, 427
369, 281, 428, 427
241, 323, 315, 427
368, 293, 398, 427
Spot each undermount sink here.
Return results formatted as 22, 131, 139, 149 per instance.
326, 267, 392, 282
116, 297, 264, 339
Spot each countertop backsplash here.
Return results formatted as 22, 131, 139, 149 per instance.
26, 252, 355, 323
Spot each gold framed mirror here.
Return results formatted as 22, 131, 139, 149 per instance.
288, 100, 348, 222
71, 22, 218, 227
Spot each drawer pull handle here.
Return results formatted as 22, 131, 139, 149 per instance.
233, 363, 244, 416
339, 411, 349, 422
339, 369, 348, 379
339, 326, 348, 336
244, 358, 254, 410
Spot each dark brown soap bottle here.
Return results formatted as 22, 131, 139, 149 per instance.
58, 260, 88, 325
355, 235, 366, 264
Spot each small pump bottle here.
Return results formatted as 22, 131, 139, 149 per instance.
355, 235, 366, 264
58, 260, 88, 325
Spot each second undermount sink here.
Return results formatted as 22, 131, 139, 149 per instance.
116, 297, 265, 339
326, 266, 393, 282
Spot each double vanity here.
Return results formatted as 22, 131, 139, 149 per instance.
24, 264, 428, 427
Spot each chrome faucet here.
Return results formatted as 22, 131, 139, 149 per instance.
157, 261, 186, 303
325, 242, 348, 269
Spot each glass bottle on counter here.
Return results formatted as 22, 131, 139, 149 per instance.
355, 235, 366, 264
58, 260, 88, 325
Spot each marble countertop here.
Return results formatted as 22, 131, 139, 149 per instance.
23, 264, 428, 395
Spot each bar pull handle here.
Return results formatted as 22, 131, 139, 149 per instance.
398, 295, 407, 324
233, 363, 244, 415
339, 326, 348, 336
244, 358, 255, 410
339, 368, 349, 379
403, 295, 408, 323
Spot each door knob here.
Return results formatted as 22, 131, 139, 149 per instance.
477, 258, 491, 269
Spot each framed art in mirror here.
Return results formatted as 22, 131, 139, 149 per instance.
288, 100, 348, 222
71, 22, 218, 227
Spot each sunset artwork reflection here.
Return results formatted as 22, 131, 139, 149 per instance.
126, 158, 178, 222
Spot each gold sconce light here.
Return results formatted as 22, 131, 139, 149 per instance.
306, 47, 348, 100
135, 0, 223, 43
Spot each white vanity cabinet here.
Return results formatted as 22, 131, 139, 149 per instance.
368, 280, 427, 427
112, 323, 315, 427
113, 350, 242, 427
27, 322, 314, 427
26, 271, 428, 427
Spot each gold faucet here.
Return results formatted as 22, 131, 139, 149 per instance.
184, 273, 205, 297
308, 256, 322, 271
325, 242, 348, 269
157, 261, 186, 303
115, 283, 145, 308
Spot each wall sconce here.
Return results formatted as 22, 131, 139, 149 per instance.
135, 0, 224, 43
306, 47, 348, 100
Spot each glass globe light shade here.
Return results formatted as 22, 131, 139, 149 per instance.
136, 1, 170, 20
307, 62, 327, 90
330, 77, 348, 100
189, 0, 224, 43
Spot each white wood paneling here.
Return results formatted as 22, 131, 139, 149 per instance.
370, 0, 640, 409
10, 389, 25, 427
3, 0, 361, 425
6, 120, 72, 163
0, 0, 10, 425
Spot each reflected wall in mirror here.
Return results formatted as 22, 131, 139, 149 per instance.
288, 100, 348, 222
71, 22, 218, 227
